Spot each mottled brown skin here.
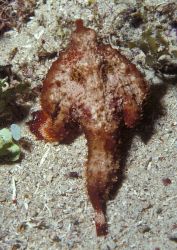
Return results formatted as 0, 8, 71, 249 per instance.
28, 20, 149, 236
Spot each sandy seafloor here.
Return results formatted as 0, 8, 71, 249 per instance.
0, 0, 177, 249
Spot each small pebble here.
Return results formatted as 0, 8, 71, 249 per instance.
162, 178, 172, 186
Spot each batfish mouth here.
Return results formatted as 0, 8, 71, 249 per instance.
27, 111, 47, 140
27, 111, 66, 142
27, 110, 81, 143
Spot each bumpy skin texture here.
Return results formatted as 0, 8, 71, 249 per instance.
29, 20, 149, 236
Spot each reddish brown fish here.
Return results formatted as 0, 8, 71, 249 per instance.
28, 19, 149, 236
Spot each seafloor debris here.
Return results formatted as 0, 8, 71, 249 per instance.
28, 20, 149, 236
0, 127, 20, 161
0, 0, 36, 35
110, 2, 177, 79
0, 64, 39, 126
